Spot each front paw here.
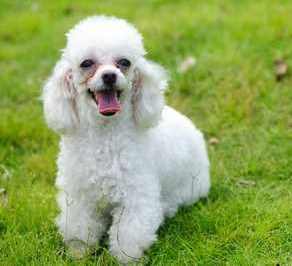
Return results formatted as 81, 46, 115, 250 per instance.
109, 226, 144, 264
110, 243, 142, 264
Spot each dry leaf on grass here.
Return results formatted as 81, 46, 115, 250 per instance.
178, 56, 196, 73
236, 179, 256, 187
209, 137, 220, 146
274, 59, 288, 81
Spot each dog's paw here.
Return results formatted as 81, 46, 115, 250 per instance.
110, 248, 142, 264
109, 238, 143, 264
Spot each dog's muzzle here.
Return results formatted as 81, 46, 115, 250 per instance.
87, 66, 124, 117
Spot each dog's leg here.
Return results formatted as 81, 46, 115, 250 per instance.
56, 191, 109, 258
108, 178, 163, 263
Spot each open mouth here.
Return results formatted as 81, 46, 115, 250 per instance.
88, 89, 122, 116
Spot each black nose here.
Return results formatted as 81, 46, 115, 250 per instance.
102, 72, 117, 86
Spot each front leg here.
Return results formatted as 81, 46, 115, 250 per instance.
56, 190, 109, 258
109, 177, 163, 263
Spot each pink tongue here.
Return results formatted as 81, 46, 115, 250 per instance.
96, 90, 121, 115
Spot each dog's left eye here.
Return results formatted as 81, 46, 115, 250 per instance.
80, 59, 95, 68
116, 58, 131, 68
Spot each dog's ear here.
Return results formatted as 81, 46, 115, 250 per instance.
42, 58, 79, 134
132, 58, 168, 129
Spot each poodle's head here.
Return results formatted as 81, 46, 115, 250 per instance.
44, 16, 168, 131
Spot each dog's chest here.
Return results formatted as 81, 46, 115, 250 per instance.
63, 130, 135, 203
89, 140, 126, 202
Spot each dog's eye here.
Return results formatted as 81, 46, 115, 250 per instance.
116, 58, 131, 68
80, 59, 95, 68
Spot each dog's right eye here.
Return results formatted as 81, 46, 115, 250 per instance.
80, 59, 94, 68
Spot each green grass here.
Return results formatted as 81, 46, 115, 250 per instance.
0, 0, 292, 265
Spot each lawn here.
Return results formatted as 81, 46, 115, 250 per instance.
0, 0, 292, 265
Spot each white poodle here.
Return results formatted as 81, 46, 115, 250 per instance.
43, 15, 210, 263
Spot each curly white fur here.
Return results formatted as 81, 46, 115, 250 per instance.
42, 15, 210, 263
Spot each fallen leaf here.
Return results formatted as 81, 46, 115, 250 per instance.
274, 59, 288, 81
178, 56, 196, 73
209, 137, 219, 146
236, 179, 256, 187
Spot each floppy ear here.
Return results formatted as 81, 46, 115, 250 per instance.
42, 58, 79, 134
132, 58, 168, 129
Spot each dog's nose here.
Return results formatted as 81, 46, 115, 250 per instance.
102, 72, 117, 86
